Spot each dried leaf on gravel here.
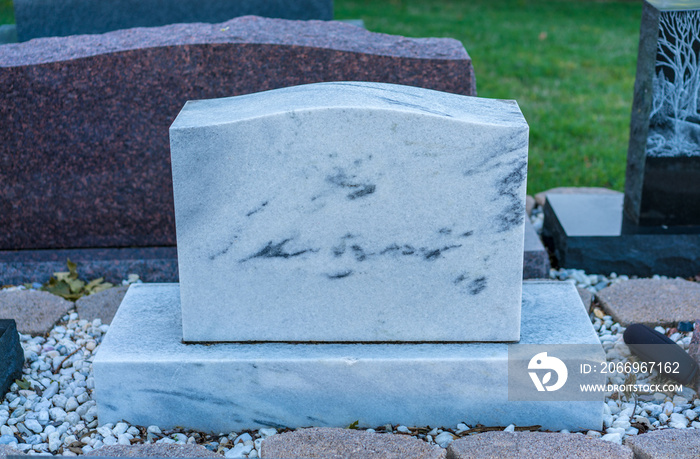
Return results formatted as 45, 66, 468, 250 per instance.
41, 259, 114, 301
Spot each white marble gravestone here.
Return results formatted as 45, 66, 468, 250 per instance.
94, 82, 604, 432
169, 82, 529, 342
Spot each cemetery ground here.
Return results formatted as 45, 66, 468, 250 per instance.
0, 0, 640, 194
1, 205, 699, 458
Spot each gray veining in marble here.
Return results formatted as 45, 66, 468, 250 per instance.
169, 82, 529, 342
93, 281, 604, 432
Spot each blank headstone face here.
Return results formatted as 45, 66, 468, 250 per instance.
625, 1, 700, 226
170, 82, 529, 343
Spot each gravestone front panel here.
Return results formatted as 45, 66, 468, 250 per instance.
625, 0, 700, 226
0, 16, 475, 257
14, 0, 333, 41
170, 82, 529, 342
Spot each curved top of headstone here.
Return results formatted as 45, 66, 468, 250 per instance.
171, 81, 522, 132
0, 16, 469, 67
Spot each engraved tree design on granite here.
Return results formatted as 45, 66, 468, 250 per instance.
648, 8, 700, 157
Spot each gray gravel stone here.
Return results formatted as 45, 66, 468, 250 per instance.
0, 290, 72, 335
597, 278, 700, 326
625, 429, 700, 459
260, 427, 446, 458
534, 186, 621, 207
87, 444, 220, 457
446, 432, 632, 459
0, 445, 25, 458
76, 286, 129, 324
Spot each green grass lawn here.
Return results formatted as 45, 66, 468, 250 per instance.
0, 0, 641, 193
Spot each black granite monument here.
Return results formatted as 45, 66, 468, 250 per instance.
543, 0, 700, 276
626, 1, 700, 226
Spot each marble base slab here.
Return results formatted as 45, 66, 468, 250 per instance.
93, 281, 604, 432
543, 193, 700, 277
